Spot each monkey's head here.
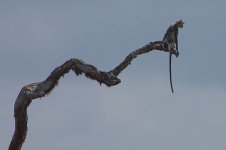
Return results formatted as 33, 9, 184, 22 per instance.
175, 19, 184, 28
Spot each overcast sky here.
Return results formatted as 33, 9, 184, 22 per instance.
1, 1, 226, 150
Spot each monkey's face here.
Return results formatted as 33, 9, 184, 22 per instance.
176, 20, 184, 28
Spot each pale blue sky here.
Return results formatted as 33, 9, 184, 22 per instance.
1, 1, 226, 150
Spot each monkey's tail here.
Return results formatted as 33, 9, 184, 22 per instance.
169, 53, 174, 93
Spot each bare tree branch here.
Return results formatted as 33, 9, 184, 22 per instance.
8, 41, 176, 150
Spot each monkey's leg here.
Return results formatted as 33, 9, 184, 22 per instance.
176, 49, 179, 58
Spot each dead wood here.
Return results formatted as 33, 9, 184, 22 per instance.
8, 41, 176, 150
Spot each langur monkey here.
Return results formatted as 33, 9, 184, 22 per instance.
163, 19, 184, 93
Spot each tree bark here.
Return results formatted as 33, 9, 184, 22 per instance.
8, 41, 176, 150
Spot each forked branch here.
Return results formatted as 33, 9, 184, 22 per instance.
8, 41, 177, 150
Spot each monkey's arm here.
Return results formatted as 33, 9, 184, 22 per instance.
175, 28, 179, 51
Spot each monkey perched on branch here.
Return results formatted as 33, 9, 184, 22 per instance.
163, 19, 184, 93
